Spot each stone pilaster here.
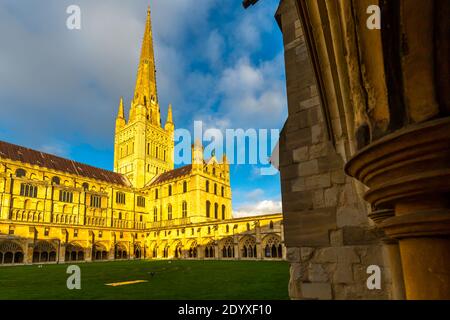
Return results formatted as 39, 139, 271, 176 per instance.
346, 118, 450, 299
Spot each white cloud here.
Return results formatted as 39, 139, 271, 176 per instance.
233, 200, 282, 218
245, 188, 265, 200
214, 54, 287, 130
0, 0, 286, 157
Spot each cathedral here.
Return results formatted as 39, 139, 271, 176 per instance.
0, 7, 284, 265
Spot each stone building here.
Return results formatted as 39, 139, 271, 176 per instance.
0, 7, 285, 265
245, 0, 449, 300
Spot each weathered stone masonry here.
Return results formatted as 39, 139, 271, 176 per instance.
276, 0, 393, 300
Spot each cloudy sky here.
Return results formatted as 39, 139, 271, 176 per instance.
0, 0, 287, 217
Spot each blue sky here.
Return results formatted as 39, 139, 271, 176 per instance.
0, 0, 287, 217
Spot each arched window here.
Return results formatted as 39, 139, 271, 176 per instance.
213, 168, 216, 175
247, 223, 250, 231
182, 201, 187, 218
188, 241, 198, 258
168, 185, 172, 196
214, 184, 217, 195
240, 236, 256, 259
183, 181, 187, 193
205, 241, 215, 258
153, 207, 158, 222
221, 186, 225, 197
206, 201, 211, 218
214, 203, 218, 219
168, 204, 172, 220
222, 238, 234, 258
52, 176, 60, 185
155, 189, 159, 200
226, 225, 229, 233
206, 181, 209, 192
119, 212, 122, 220
82, 183, 89, 191
222, 205, 226, 220
269, 221, 274, 229
163, 246, 170, 258
263, 235, 282, 259
15, 169, 26, 178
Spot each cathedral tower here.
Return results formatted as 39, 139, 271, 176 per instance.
114, 7, 174, 188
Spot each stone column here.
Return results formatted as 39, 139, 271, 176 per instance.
58, 242, 66, 264
370, 209, 406, 300
234, 234, 240, 260
24, 239, 34, 264
346, 118, 450, 300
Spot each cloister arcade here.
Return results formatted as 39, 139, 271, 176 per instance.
146, 233, 284, 261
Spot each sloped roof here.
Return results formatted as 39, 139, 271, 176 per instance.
0, 140, 130, 187
151, 165, 192, 185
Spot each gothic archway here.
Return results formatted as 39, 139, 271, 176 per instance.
0, 241, 24, 264
239, 236, 257, 259
221, 237, 235, 258
65, 243, 85, 262
262, 234, 282, 259
33, 241, 57, 263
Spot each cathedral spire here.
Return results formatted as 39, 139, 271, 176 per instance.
132, 6, 159, 118
115, 97, 126, 130
165, 104, 174, 132
117, 97, 125, 119
167, 104, 173, 123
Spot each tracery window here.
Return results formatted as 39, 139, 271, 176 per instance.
20, 183, 37, 198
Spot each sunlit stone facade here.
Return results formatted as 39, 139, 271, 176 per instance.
0, 7, 284, 265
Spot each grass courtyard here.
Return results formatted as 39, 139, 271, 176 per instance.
0, 260, 289, 300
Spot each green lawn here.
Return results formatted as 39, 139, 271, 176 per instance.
0, 260, 289, 300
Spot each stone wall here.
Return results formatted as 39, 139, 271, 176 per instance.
277, 0, 392, 299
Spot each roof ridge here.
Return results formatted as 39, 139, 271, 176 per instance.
0, 140, 129, 187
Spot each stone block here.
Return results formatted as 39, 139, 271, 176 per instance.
287, 247, 300, 262
293, 146, 309, 163
341, 226, 384, 246
313, 190, 325, 209
330, 229, 344, 246
324, 186, 339, 207
318, 153, 344, 172
333, 263, 355, 284
312, 247, 338, 263
311, 124, 324, 144
289, 263, 303, 299
282, 191, 313, 212
298, 159, 319, 177
331, 169, 347, 184
300, 282, 332, 300
307, 263, 329, 282
336, 247, 360, 264
336, 206, 368, 228
291, 177, 306, 192
299, 96, 320, 110
309, 142, 328, 159
305, 173, 331, 190
281, 163, 300, 181
283, 208, 337, 247
286, 127, 312, 149
300, 247, 315, 261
